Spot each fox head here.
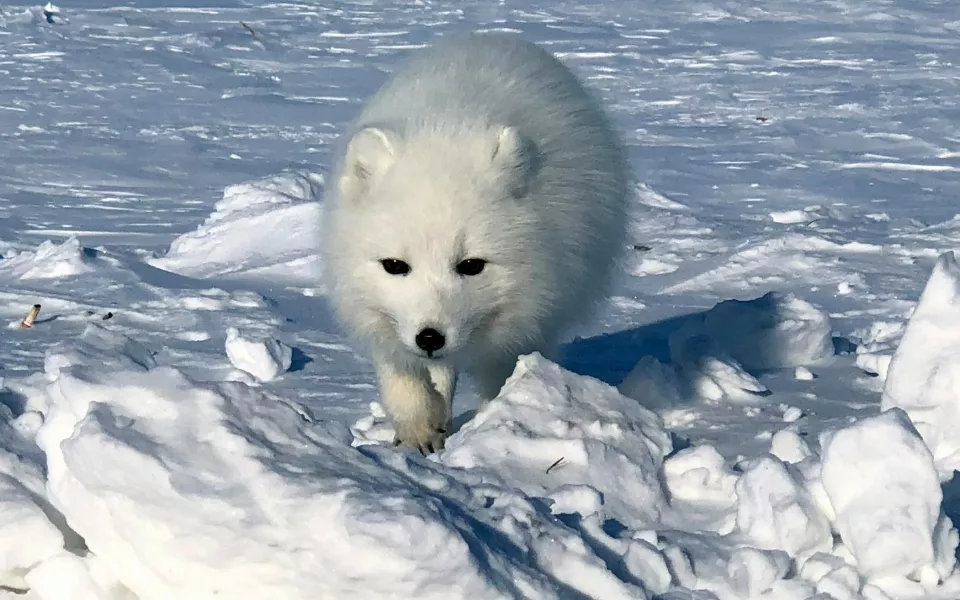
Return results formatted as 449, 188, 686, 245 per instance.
324, 123, 550, 364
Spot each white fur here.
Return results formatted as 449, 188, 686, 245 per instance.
321, 33, 629, 453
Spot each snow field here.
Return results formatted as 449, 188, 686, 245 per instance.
4, 207, 960, 598
2, 0, 960, 597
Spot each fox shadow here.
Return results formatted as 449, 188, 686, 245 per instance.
558, 312, 698, 387
559, 303, 859, 387
453, 310, 722, 430
0, 388, 28, 417
451, 311, 706, 432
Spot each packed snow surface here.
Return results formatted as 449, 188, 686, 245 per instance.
2, 0, 960, 598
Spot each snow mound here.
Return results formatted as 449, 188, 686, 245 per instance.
0, 237, 94, 281
881, 251, 960, 478
680, 409, 960, 599
33, 328, 562, 600
149, 172, 324, 285
733, 454, 832, 558
770, 209, 814, 224
820, 408, 958, 589
6, 329, 680, 599
442, 353, 673, 526
620, 324, 772, 407
661, 443, 738, 532
698, 292, 834, 371
620, 291, 833, 407
853, 320, 906, 380
0, 411, 65, 593
224, 327, 292, 382
4, 325, 960, 598
43, 323, 157, 382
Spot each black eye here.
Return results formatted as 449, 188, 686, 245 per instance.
380, 259, 410, 275
456, 258, 487, 276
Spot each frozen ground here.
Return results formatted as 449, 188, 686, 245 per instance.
1, 0, 960, 598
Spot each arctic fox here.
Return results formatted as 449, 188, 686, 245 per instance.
321, 33, 629, 454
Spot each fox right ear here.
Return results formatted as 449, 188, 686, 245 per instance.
491, 125, 538, 198
338, 126, 401, 201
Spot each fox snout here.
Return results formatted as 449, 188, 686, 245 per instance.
415, 327, 446, 356
398, 317, 463, 360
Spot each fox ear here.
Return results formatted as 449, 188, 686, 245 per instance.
338, 126, 402, 201
491, 125, 538, 197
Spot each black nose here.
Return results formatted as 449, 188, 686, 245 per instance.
415, 328, 445, 353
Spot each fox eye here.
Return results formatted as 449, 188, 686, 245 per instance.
456, 258, 487, 276
380, 259, 410, 275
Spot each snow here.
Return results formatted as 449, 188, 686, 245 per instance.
819, 409, 956, 587
733, 454, 832, 558
618, 291, 832, 407
881, 252, 960, 480
0, 413, 64, 592
441, 354, 672, 527
224, 326, 292, 382
147, 172, 324, 286
37, 329, 558, 600
0, 237, 94, 281
3, 0, 960, 598
696, 292, 835, 372
770, 210, 817, 225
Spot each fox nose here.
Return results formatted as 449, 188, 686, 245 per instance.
415, 328, 445, 353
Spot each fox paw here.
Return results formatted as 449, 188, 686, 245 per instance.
392, 419, 449, 456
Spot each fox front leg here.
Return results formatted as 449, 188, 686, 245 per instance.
375, 359, 451, 455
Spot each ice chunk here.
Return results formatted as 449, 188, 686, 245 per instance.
224, 327, 292, 382
819, 408, 954, 583
622, 539, 672, 596
661, 444, 738, 533
726, 547, 792, 598
0, 237, 94, 280
881, 251, 960, 477
700, 292, 834, 370
442, 353, 672, 526
0, 419, 65, 590
733, 455, 832, 557
781, 406, 803, 422
798, 553, 862, 600
769, 428, 813, 465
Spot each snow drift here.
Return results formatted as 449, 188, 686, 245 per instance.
1, 317, 960, 599
620, 291, 834, 406
0, 237, 95, 281
32, 326, 565, 600
148, 171, 324, 286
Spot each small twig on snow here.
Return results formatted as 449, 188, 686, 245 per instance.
546, 457, 566, 474
240, 21, 265, 45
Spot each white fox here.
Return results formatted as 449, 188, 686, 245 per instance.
321, 33, 629, 453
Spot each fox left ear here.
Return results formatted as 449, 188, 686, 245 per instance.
491, 125, 538, 197
338, 126, 402, 202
